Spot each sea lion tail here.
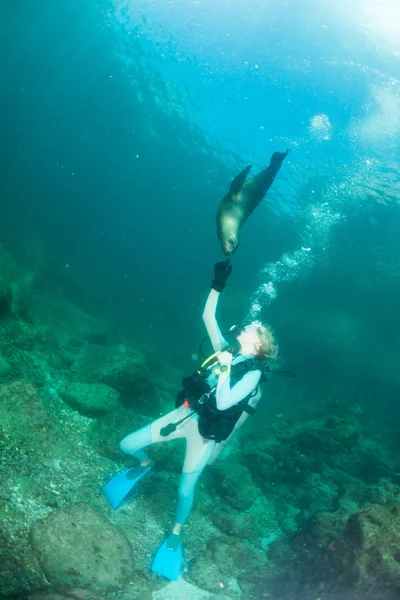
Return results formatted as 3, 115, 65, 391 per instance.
230, 165, 252, 194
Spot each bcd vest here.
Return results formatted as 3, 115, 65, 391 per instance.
175, 358, 269, 443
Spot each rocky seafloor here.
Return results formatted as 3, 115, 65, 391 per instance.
1, 243, 400, 600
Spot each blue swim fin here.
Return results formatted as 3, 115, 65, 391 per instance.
151, 533, 183, 581
104, 462, 153, 509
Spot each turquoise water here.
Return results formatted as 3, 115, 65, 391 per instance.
3, 0, 399, 415
1, 1, 400, 598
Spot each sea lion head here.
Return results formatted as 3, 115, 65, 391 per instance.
270, 152, 283, 167
222, 233, 239, 255
270, 149, 289, 167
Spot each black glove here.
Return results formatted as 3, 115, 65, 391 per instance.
211, 259, 232, 292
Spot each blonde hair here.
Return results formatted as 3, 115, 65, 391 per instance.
254, 324, 278, 360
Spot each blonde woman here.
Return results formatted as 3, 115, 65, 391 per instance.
104, 260, 278, 580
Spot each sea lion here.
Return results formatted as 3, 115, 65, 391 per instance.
216, 149, 290, 255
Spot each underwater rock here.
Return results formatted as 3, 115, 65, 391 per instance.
237, 522, 348, 600
342, 479, 400, 509
246, 496, 283, 539
208, 462, 260, 511
30, 503, 134, 592
276, 413, 364, 469
241, 400, 396, 527
189, 556, 230, 595
302, 471, 339, 515
344, 502, 400, 591
212, 508, 255, 538
89, 407, 181, 471
152, 576, 232, 600
190, 536, 264, 595
0, 503, 46, 597
59, 382, 120, 417
88, 408, 151, 459
13, 324, 55, 352
310, 497, 359, 546
238, 498, 400, 599
211, 535, 262, 575
17, 589, 105, 599
0, 379, 73, 457
73, 345, 156, 413
0, 356, 12, 377
237, 565, 277, 600
212, 496, 283, 541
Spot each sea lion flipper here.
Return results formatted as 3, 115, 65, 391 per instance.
230, 165, 252, 194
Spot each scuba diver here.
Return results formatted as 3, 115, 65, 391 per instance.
104, 259, 279, 580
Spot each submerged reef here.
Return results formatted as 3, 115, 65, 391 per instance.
0, 242, 400, 600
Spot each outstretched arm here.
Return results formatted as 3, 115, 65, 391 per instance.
202, 260, 232, 353
202, 289, 227, 353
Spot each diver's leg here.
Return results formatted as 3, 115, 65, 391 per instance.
119, 424, 153, 465
119, 405, 189, 465
172, 418, 216, 534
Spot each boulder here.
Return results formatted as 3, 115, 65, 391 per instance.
0, 379, 73, 456
238, 499, 400, 600
207, 463, 260, 511
212, 496, 282, 541
188, 556, 228, 595
24, 586, 151, 600
59, 382, 120, 417
212, 508, 255, 538
30, 503, 134, 591
190, 536, 264, 595
0, 505, 46, 597
73, 345, 156, 413
344, 502, 400, 590
246, 496, 283, 539
16, 590, 104, 600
